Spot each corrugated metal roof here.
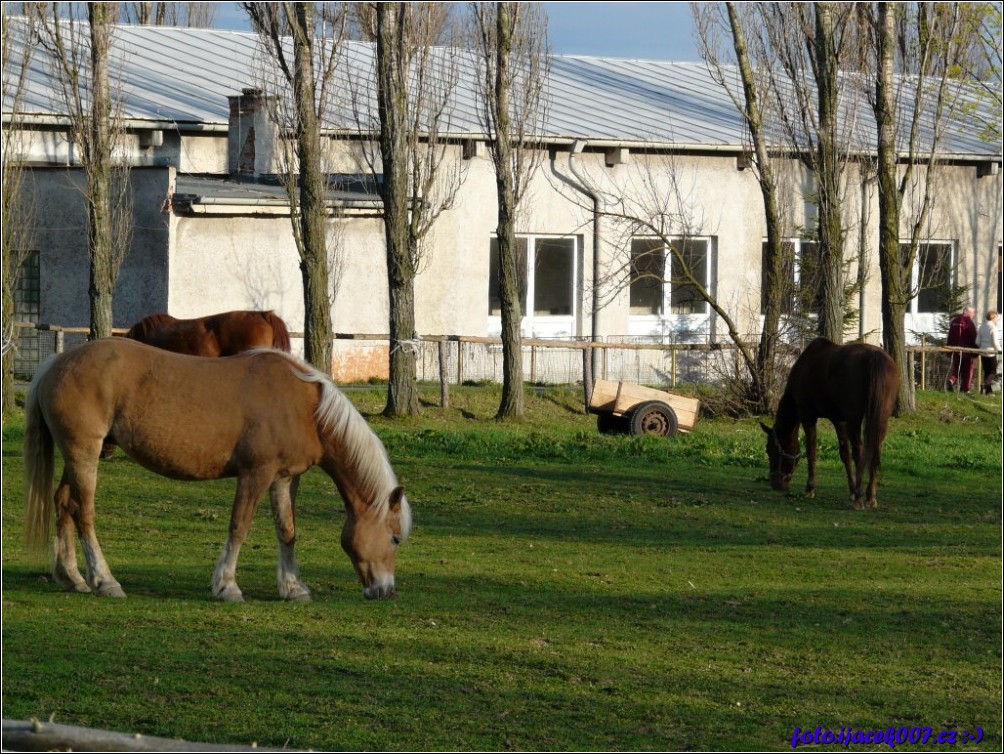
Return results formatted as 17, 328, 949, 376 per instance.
4, 18, 1000, 158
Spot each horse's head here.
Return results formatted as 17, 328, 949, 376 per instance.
760, 421, 801, 492
341, 486, 412, 600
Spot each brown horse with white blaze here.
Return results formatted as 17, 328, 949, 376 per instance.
761, 337, 899, 509
125, 310, 292, 355
24, 338, 411, 601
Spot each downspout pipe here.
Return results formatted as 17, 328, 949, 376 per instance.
566, 140, 604, 382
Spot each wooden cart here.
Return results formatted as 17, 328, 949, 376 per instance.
588, 379, 700, 437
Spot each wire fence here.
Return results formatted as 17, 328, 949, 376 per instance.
9, 321, 998, 394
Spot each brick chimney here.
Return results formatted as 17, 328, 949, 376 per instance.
227, 88, 278, 178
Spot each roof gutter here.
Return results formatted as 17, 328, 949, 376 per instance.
6, 113, 997, 162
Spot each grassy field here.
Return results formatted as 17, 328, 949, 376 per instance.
2, 385, 1001, 751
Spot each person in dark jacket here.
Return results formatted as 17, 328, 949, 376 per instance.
946, 306, 978, 392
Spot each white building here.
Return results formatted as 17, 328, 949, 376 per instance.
5, 21, 1001, 380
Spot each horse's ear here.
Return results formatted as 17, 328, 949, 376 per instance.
389, 486, 405, 510
759, 421, 772, 434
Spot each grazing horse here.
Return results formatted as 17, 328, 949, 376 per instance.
760, 337, 899, 509
103, 310, 293, 459
24, 338, 411, 602
125, 310, 292, 355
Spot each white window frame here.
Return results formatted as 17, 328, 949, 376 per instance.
906, 240, 955, 338
488, 234, 582, 338
628, 236, 714, 343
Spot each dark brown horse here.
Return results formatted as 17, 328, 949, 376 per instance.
125, 310, 291, 355
760, 337, 899, 509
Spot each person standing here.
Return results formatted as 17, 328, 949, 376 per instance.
946, 305, 978, 392
976, 309, 1000, 395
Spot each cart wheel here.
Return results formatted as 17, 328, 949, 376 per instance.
629, 401, 679, 437
597, 413, 629, 435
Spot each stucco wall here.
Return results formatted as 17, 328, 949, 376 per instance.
25, 165, 172, 329
23, 136, 1003, 376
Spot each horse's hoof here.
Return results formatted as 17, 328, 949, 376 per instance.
804, 491, 815, 499
286, 590, 312, 603
67, 582, 92, 594
867, 500, 878, 509
97, 584, 127, 598
852, 500, 865, 511
214, 584, 244, 603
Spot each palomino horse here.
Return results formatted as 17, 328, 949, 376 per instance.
125, 310, 292, 355
760, 337, 899, 509
24, 338, 411, 602
102, 310, 292, 459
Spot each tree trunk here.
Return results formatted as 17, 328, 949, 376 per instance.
496, 198, 524, 419
814, 3, 845, 343
492, 3, 524, 419
293, 2, 333, 374
377, 3, 420, 416
728, 2, 782, 414
87, 2, 116, 340
874, 2, 915, 413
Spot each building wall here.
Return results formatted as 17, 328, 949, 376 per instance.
25, 165, 172, 329
162, 141, 1004, 357
20, 131, 1003, 381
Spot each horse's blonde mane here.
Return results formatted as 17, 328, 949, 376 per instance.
249, 349, 410, 537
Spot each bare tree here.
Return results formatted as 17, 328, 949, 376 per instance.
32, 2, 132, 340
364, 2, 465, 416
121, 2, 216, 27
2, 10, 37, 414
471, 1, 549, 420
691, 1, 795, 413
244, 1, 345, 374
960, 3, 1001, 144
758, 2, 867, 343
866, 2, 976, 413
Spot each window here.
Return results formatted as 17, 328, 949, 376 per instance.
670, 238, 709, 315
629, 237, 711, 316
534, 238, 575, 316
629, 239, 664, 315
909, 242, 953, 314
13, 251, 41, 374
998, 245, 1002, 315
760, 239, 820, 316
903, 241, 957, 341
14, 251, 40, 320
488, 235, 580, 337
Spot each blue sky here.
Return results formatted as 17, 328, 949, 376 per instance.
212, 2, 702, 62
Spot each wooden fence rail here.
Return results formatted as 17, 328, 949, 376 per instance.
8, 321, 998, 393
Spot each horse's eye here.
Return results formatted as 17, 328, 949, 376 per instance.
391, 535, 401, 546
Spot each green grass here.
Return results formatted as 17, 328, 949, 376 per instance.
2, 386, 1001, 751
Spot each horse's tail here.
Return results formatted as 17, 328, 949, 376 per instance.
862, 350, 898, 471
265, 311, 292, 352
24, 358, 57, 553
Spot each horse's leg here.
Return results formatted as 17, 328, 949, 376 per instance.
52, 470, 89, 593
863, 431, 884, 510
62, 454, 126, 597
270, 475, 311, 602
803, 421, 817, 498
212, 470, 271, 602
832, 421, 860, 507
